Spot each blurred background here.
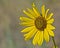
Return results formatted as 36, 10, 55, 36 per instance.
0, 0, 60, 48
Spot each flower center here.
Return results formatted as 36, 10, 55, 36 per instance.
35, 16, 47, 31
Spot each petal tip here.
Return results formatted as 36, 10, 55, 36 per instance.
20, 17, 22, 20
42, 5, 45, 8
51, 13, 54, 16
23, 10, 25, 13
32, 3, 35, 7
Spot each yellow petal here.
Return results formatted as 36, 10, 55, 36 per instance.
20, 21, 34, 26
32, 3, 40, 17
38, 31, 43, 46
21, 26, 35, 32
23, 10, 34, 19
33, 7, 40, 16
27, 8, 36, 18
44, 29, 49, 42
33, 31, 39, 45
24, 27, 37, 40
41, 5, 45, 17
45, 9, 49, 18
48, 30, 54, 37
32, 3, 35, 7
47, 18, 54, 24
47, 13, 53, 20
20, 17, 33, 22
47, 24, 55, 30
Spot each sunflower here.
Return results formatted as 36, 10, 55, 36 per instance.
20, 3, 55, 46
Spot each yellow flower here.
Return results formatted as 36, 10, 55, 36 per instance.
20, 3, 55, 46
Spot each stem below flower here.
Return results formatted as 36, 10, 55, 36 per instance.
52, 37, 57, 48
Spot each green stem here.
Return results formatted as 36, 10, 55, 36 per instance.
52, 37, 56, 48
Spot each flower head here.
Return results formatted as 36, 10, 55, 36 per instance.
20, 3, 55, 46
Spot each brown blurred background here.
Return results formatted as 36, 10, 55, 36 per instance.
0, 0, 60, 48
